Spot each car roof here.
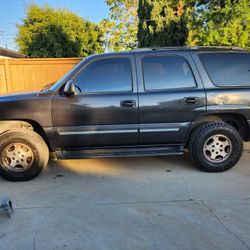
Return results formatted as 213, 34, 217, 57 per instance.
92, 46, 248, 58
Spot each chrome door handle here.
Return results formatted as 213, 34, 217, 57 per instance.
120, 100, 136, 108
184, 97, 199, 105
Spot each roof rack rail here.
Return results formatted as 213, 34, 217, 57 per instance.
133, 46, 189, 51
190, 46, 245, 51
133, 46, 246, 52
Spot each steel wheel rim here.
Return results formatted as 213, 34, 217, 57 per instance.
203, 134, 232, 163
1, 143, 34, 172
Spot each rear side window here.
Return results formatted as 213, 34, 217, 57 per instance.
142, 56, 196, 90
199, 53, 250, 86
74, 57, 132, 93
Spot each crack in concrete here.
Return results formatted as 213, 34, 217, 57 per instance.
11, 196, 250, 210
33, 237, 36, 250
201, 200, 250, 250
13, 199, 195, 210
181, 175, 194, 201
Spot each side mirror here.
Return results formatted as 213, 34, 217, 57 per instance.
64, 80, 76, 96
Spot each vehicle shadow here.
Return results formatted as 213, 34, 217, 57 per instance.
43, 153, 198, 179
0, 153, 197, 184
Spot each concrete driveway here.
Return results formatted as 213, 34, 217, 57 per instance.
0, 147, 250, 250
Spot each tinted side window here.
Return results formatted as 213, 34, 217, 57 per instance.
142, 56, 196, 90
199, 53, 250, 86
75, 58, 132, 93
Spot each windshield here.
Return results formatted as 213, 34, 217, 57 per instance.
49, 59, 85, 92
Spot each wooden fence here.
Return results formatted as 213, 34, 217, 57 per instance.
0, 58, 82, 94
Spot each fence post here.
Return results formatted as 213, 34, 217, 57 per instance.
3, 59, 11, 93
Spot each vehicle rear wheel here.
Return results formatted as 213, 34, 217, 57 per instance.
188, 122, 243, 172
0, 129, 49, 181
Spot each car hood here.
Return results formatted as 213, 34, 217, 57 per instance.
0, 90, 40, 97
0, 90, 49, 101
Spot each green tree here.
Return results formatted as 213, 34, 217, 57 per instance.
138, 0, 194, 47
187, 0, 250, 49
138, 0, 250, 49
16, 4, 104, 58
100, 0, 138, 51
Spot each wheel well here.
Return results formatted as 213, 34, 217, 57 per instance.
0, 120, 52, 151
191, 114, 249, 141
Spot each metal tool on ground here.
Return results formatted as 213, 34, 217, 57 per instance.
0, 197, 14, 218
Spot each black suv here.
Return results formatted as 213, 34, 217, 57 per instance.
0, 46, 249, 181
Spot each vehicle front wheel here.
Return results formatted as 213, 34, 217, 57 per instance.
188, 122, 243, 172
0, 129, 49, 181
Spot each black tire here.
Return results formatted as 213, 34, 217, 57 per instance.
188, 122, 210, 162
188, 122, 243, 172
0, 129, 49, 181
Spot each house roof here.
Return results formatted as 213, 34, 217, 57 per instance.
0, 47, 28, 58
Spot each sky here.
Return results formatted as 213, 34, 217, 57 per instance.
0, 0, 109, 50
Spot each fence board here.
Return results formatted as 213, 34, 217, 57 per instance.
0, 58, 82, 94
0, 61, 7, 93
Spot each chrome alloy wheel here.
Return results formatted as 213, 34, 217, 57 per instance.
203, 134, 232, 163
1, 143, 34, 172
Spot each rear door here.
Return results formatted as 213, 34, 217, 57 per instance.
135, 51, 206, 145
51, 54, 139, 149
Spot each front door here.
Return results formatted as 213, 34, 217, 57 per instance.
51, 54, 138, 149
136, 51, 206, 145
